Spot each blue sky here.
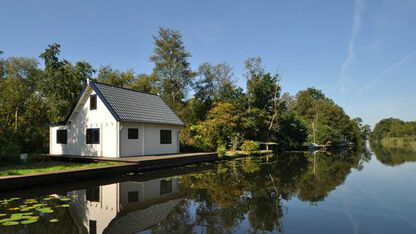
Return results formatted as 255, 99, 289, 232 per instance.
1, 0, 415, 127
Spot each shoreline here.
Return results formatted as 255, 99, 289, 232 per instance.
0, 151, 274, 191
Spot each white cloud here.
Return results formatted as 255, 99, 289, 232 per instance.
339, 0, 365, 92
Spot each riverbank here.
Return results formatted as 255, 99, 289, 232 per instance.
0, 150, 277, 191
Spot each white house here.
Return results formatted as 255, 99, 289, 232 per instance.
49, 81, 185, 157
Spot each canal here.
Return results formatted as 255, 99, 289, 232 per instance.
1, 143, 416, 233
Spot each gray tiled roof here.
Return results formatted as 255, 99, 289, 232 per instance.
93, 82, 185, 126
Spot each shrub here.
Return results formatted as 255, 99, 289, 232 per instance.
0, 131, 21, 166
240, 140, 260, 153
216, 144, 227, 157
27, 154, 51, 163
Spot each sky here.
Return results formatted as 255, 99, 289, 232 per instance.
1, 0, 415, 127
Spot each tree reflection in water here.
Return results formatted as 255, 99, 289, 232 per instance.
0, 148, 373, 234
151, 148, 369, 233
370, 141, 416, 166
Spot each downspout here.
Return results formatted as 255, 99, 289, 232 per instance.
142, 123, 145, 155
100, 123, 103, 157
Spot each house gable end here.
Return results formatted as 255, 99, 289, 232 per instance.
65, 83, 120, 124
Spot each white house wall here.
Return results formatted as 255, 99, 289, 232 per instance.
49, 88, 118, 157
120, 123, 180, 157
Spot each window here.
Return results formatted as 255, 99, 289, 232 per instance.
128, 191, 139, 203
89, 220, 97, 234
90, 95, 97, 110
86, 187, 100, 202
128, 128, 139, 139
160, 130, 172, 144
56, 130, 67, 144
86, 128, 100, 144
160, 179, 172, 195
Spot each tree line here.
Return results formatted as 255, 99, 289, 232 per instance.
372, 118, 416, 141
370, 118, 416, 150
0, 27, 367, 160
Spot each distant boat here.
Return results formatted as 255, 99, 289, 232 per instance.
308, 142, 324, 150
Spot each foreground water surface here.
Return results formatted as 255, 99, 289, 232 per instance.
1, 144, 416, 234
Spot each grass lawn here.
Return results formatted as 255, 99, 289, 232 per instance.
0, 161, 123, 177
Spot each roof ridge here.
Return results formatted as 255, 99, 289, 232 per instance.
91, 80, 159, 96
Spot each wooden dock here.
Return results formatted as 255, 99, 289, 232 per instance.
0, 152, 218, 191
49, 152, 217, 163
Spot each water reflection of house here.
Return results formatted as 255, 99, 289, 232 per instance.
68, 178, 182, 234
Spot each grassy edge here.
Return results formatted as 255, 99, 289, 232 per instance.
224, 150, 273, 157
0, 161, 124, 177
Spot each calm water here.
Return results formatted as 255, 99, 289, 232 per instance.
1, 144, 416, 234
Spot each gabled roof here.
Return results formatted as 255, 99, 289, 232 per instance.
56, 81, 185, 127
91, 81, 185, 126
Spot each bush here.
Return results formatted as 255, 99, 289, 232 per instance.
240, 140, 260, 153
0, 131, 21, 166
27, 154, 51, 163
216, 144, 227, 157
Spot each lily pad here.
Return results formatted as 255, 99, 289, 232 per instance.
0, 214, 6, 217
15, 212, 34, 216
36, 208, 53, 213
60, 198, 71, 201
23, 199, 37, 204
6, 198, 20, 202
21, 207, 34, 211
2, 221, 19, 226
49, 219, 59, 223
9, 216, 26, 221
21, 219, 38, 224
0, 218, 12, 223
60, 204, 70, 208
43, 197, 52, 201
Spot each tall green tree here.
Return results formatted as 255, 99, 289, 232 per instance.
96, 65, 135, 87
294, 87, 361, 145
39, 43, 94, 122
150, 27, 195, 108
193, 62, 235, 120
0, 57, 48, 157
129, 73, 157, 93
191, 102, 247, 151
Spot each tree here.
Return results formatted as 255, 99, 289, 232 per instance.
371, 118, 416, 141
191, 102, 247, 151
0, 57, 48, 157
150, 27, 195, 108
39, 43, 94, 122
129, 73, 156, 93
96, 65, 135, 87
193, 62, 235, 121
294, 87, 362, 145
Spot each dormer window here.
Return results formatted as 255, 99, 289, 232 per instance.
90, 95, 97, 110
